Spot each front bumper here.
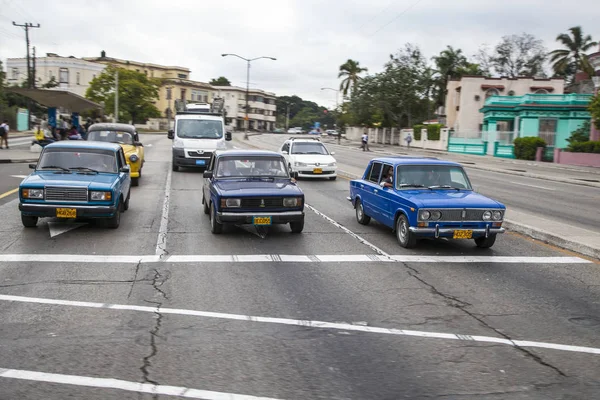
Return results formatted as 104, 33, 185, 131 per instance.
172, 148, 212, 168
295, 167, 337, 178
19, 203, 117, 218
217, 211, 304, 225
409, 224, 505, 238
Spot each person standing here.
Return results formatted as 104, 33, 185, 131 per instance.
0, 120, 9, 149
405, 132, 413, 149
361, 130, 370, 152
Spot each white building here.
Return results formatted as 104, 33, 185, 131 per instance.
211, 86, 277, 131
5, 53, 106, 97
445, 76, 565, 137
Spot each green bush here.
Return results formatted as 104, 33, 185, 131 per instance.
513, 137, 547, 160
566, 121, 590, 146
426, 124, 442, 140
567, 141, 600, 153
413, 124, 424, 140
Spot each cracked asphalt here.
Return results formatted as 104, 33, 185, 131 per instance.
0, 133, 599, 399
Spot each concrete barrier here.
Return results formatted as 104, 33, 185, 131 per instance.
554, 148, 600, 167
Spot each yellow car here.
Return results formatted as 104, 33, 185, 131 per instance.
86, 123, 145, 186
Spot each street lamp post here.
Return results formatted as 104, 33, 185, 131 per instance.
285, 102, 295, 131
222, 54, 276, 140
321, 87, 340, 143
591, 76, 600, 142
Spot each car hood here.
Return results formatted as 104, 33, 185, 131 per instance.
120, 144, 137, 154
213, 179, 303, 196
291, 154, 336, 164
177, 138, 223, 150
401, 190, 504, 209
21, 172, 117, 188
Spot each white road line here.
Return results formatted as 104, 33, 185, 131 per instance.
0, 367, 282, 400
155, 168, 172, 257
0, 254, 590, 264
1, 293, 599, 356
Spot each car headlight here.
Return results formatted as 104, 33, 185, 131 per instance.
492, 210, 503, 221
90, 191, 112, 201
283, 197, 302, 207
173, 139, 185, 149
327, 162, 337, 167
430, 210, 442, 220
295, 161, 307, 167
129, 154, 139, 163
221, 198, 241, 208
419, 210, 431, 220
22, 188, 44, 199
482, 211, 492, 221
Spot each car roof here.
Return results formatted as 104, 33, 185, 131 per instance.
88, 123, 136, 133
215, 149, 283, 158
286, 137, 322, 143
372, 156, 462, 167
43, 141, 121, 152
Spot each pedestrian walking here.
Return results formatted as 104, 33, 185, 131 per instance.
0, 119, 9, 149
405, 132, 412, 149
361, 131, 370, 152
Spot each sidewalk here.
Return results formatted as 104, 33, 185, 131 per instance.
322, 137, 600, 189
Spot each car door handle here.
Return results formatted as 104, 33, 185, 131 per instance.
360, 184, 364, 188
374, 189, 378, 193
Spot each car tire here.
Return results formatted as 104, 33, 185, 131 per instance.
21, 215, 38, 228
123, 191, 130, 211
355, 199, 371, 225
475, 234, 497, 248
210, 203, 223, 234
132, 177, 139, 187
329, 176, 337, 181
396, 214, 417, 248
203, 195, 210, 215
105, 202, 122, 229
290, 219, 304, 233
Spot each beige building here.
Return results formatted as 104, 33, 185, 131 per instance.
211, 86, 277, 131
6, 53, 106, 97
445, 76, 565, 137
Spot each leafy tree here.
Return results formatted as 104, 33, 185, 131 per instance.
566, 120, 590, 145
589, 93, 600, 129
0, 61, 6, 115
86, 65, 161, 124
550, 26, 598, 80
41, 76, 59, 89
209, 76, 231, 86
338, 59, 368, 97
475, 33, 547, 78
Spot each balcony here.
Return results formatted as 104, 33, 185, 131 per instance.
484, 94, 593, 107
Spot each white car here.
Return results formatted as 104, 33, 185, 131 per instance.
280, 137, 337, 180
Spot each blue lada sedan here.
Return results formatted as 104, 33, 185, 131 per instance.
202, 150, 305, 234
348, 157, 506, 248
19, 141, 132, 229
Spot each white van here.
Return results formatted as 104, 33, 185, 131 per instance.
168, 111, 232, 171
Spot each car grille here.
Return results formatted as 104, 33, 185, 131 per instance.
302, 170, 334, 175
45, 186, 88, 202
431, 209, 490, 221
241, 197, 284, 208
187, 150, 210, 158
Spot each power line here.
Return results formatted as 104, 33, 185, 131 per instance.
356, 0, 400, 33
367, 0, 423, 37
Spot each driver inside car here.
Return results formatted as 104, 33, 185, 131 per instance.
380, 166, 394, 188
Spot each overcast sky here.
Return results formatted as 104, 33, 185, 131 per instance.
1, 0, 598, 108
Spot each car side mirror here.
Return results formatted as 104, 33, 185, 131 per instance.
203, 171, 213, 179
281, 150, 288, 155
29, 163, 37, 169
225, 132, 232, 141
167, 130, 174, 139
291, 171, 299, 179
120, 166, 130, 173
134, 141, 143, 146
330, 152, 335, 155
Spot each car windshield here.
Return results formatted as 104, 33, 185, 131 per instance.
87, 130, 134, 145
396, 165, 472, 190
176, 119, 223, 139
37, 149, 118, 173
291, 142, 328, 155
216, 156, 288, 178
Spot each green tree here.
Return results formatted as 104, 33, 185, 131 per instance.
338, 59, 368, 97
41, 76, 59, 89
589, 93, 600, 129
476, 33, 548, 78
209, 76, 231, 86
550, 26, 598, 81
86, 65, 161, 124
0, 61, 6, 113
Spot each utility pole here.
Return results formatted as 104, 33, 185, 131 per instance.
13, 21, 40, 130
32, 46, 37, 88
285, 102, 294, 131
114, 69, 119, 123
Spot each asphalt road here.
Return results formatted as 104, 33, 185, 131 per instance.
0, 133, 599, 399
247, 134, 600, 235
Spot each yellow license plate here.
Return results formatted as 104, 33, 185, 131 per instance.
313, 168, 322, 174
253, 217, 272, 225
56, 208, 77, 218
453, 230, 473, 239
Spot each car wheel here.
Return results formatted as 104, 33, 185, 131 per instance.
21, 215, 38, 228
105, 202, 122, 229
355, 199, 371, 225
290, 219, 304, 233
475, 234, 497, 248
329, 176, 337, 181
396, 214, 417, 248
203, 195, 210, 215
132, 177, 139, 187
210, 203, 223, 234
123, 191, 130, 211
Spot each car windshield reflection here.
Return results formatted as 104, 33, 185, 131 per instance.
396, 165, 472, 190
216, 156, 289, 178
37, 149, 117, 174
87, 130, 134, 145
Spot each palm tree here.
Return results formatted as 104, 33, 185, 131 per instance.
550, 26, 598, 79
432, 46, 469, 107
338, 59, 368, 97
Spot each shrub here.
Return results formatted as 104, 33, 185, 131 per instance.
566, 121, 590, 146
513, 137, 547, 160
567, 141, 600, 153
413, 124, 424, 140
426, 124, 442, 141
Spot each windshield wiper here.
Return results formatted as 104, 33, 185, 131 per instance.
40, 165, 70, 172
398, 184, 426, 188
428, 185, 462, 190
69, 167, 99, 174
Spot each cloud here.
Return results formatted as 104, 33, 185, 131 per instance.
1, 0, 598, 108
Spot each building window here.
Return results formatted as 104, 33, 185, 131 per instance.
485, 89, 499, 98
178, 73, 187, 79
166, 87, 172, 100
191, 90, 207, 102
539, 118, 557, 146
59, 68, 69, 84
76, 72, 81, 85
180, 88, 187, 100
11, 68, 19, 80
534, 89, 549, 94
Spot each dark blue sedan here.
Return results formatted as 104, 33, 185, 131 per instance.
348, 156, 506, 248
202, 150, 305, 234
